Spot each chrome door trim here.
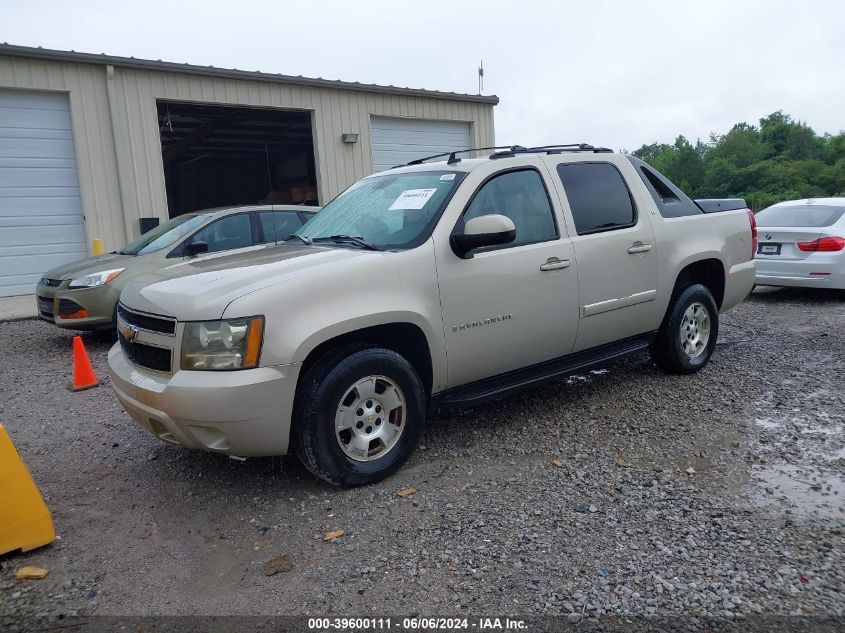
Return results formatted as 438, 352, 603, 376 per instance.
581, 289, 657, 318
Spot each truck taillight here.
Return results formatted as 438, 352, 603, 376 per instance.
747, 210, 757, 259
797, 236, 845, 252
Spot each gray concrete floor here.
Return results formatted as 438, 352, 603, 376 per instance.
0, 294, 36, 320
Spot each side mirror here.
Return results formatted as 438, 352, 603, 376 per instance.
451, 214, 516, 259
186, 240, 209, 256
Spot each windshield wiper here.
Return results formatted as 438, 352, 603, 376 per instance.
313, 235, 380, 251
285, 233, 312, 245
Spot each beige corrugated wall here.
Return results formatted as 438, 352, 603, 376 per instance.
0, 54, 495, 253
0, 57, 125, 249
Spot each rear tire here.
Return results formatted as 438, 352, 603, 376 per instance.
293, 345, 426, 486
650, 283, 719, 374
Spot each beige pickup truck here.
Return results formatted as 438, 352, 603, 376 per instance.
108, 144, 756, 486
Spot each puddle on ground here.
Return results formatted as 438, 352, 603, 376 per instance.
752, 463, 845, 518
756, 417, 783, 430
565, 369, 610, 385
751, 390, 845, 518
801, 422, 843, 436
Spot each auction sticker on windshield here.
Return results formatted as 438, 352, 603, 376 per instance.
389, 188, 438, 210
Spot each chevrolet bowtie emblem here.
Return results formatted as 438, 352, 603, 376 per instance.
121, 323, 139, 343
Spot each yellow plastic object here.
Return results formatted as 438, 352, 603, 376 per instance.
0, 424, 55, 555
91, 238, 104, 256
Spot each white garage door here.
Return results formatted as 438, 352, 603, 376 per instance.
0, 89, 86, 297
370, 116, 471, 173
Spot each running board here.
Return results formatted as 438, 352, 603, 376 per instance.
431, 332, 655, 409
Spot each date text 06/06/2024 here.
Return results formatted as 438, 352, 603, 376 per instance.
307, 617, 528, 630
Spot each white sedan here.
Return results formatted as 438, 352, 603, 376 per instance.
754, 198, 845, 290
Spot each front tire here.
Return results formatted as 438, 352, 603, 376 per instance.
650, 283, 719, 374
293, 346, 426, 486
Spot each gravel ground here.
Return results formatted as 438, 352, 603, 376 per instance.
0, 287, 843, 628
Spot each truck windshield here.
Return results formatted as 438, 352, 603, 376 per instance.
294, 171, 466, 250
120, 214, 209, 255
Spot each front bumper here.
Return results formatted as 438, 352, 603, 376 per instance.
36, 281, 119, 329
107, 343, 301, 456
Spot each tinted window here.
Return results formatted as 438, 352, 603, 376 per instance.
627, 156, 701, 218
190, 214, 253, 253
556, 163, 636, 235
258, 211, 304, 243
462, 170, 557, 246
756, 205, 845, 228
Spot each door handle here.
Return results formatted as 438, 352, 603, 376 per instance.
539, 257, 571, 271
627, 241, 653, 254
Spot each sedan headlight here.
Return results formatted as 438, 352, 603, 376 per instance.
68, 268, 125, 288
181, 316, 264, 370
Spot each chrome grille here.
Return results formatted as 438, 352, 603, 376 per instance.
40, 278, 62, 287
117, 304, 176, 335
118, 331, 172, 373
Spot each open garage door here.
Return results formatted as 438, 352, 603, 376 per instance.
0, 89, 87, 297
370, 116, 471, 172
158, 101, 319, 217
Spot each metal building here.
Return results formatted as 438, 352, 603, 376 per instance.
0, 44, 497, 298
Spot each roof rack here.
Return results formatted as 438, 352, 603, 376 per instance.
392, 145, 519, 169
392, 143, 613, 169
490, 143, 613, 159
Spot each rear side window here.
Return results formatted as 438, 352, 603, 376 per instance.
258, 211, 304, 243
756, 205, 845, 228
556, 163, 636, 235
630, 159, 702, 218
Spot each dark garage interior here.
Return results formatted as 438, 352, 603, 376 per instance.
157, 101, 319, 217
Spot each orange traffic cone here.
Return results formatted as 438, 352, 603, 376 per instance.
70, 335, 98, 391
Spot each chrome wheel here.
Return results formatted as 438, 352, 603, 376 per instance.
335, 375, 406, 462
680, 301, 711, 359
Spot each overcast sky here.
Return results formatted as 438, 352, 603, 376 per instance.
3, 0, 843, 151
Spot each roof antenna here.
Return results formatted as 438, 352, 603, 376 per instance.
477, 60, 484, 95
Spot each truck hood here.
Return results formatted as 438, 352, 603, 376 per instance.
119, 244, 382, 319
42, 253, 136, 280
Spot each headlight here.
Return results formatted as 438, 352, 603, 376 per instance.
68, 268, 125, 288
181, 316, 264, 370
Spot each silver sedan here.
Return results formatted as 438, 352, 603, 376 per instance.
754, 198, 845, 290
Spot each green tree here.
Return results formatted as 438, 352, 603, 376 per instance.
701, 157, 740, 197
709, 123, 764, 168
759, 111, 822, 160
630, 111, 844, 210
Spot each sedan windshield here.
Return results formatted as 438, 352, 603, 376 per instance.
756, 205, 845, 228
120, 214, 209, 255
294, 171, 465, 250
